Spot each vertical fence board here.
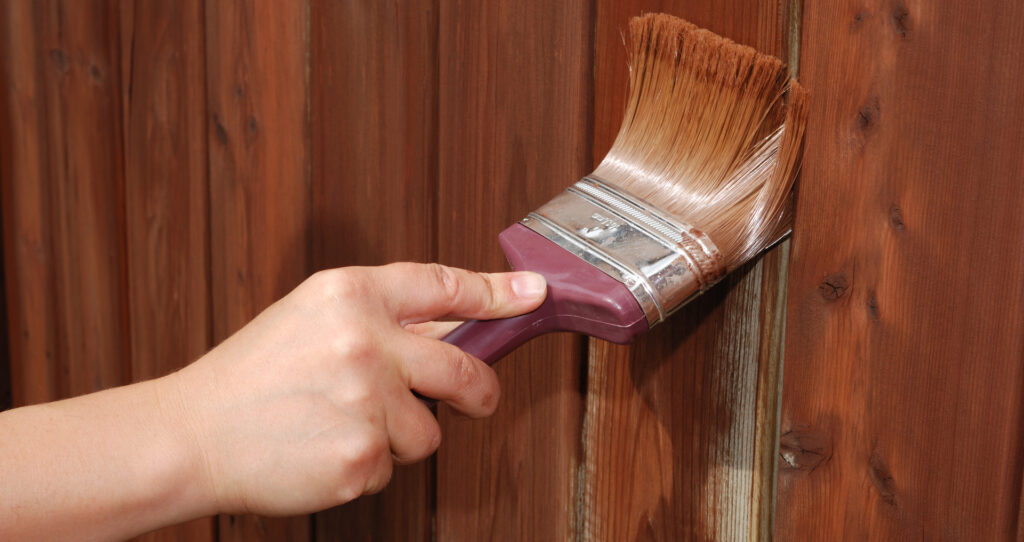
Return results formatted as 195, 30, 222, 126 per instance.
0, 1, 62, 405
204, 0, 312, 539
435, 2, 592, 539
309, 1, 437, 540
777, 0, 1024, 539
43, 0, 131, 398
0, 0, 131, 404
120, 0, 214, 540
581, 2, 790, 540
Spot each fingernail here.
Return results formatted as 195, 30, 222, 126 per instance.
511, 272, 546, 299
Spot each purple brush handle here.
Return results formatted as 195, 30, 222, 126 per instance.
442, 224, 649, 365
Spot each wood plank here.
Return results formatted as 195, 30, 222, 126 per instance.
0, 0, 62, 405
581, 3, 791, 540
0, 1, 21, 413
0, 239, 8, 411
44, 0, 131, 398
777, 1, 1024, 539
435, 1, 592, 539
309, 1, 437, 540
204, 0, 312, 539
119, 1, 215, 540
0, 0, 131, 403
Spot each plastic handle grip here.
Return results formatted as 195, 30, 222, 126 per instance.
441, 224, 649, 365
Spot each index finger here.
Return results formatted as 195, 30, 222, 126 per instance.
372, 263, 546, 325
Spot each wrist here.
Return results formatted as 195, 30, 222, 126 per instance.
148, 371, 222, 520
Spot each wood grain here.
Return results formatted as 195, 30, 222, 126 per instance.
0, 0, 131, 403
435, 2, 592, 539
0, 0, 62, 405
581, 2, 792, 540
309, 0, 437, 540
119, 1, 214, 540
204, 0, 312, 539
777, 1, 1024, 539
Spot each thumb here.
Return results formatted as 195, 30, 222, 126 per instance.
372, 263, 547, 324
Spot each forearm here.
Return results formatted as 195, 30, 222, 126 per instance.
0, 374, 215, 541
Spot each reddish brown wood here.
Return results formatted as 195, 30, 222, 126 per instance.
43, 0, 132, 398
581, 2, 791, 540
777, 1, 1024, 539
0, 0, 131, 403
204, 0, 312, 539
119, 1, 215, 540
0, 1, 62, 405
434, 2, 592, 539
309, 0, 437, 540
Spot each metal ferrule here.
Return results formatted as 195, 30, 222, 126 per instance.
521, 176, 725, 326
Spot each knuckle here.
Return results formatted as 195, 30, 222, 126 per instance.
428, 263, 461, 305
334, 428, 391, 503
343, 429, 389, 471
446, 347, 480, 396
335, 483, 361, 505
363, 462, 394, 495
477, 384, 500, 417
477, 272, 500, 312
331, 329, 377, 363
311, 268, 361, 303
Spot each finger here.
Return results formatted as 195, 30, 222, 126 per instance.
385, 393, 442, 464
404, 320, 462, 339
334, 420, 394, 500
374, 263, 546, 324
398, 334, 501, 418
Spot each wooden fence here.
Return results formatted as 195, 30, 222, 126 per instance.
1, 1, 1021, 540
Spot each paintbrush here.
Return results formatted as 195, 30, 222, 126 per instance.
442, 13, 808, 364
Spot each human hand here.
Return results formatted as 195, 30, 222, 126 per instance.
164, 263, 546, 516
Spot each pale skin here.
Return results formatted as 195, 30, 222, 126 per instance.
0, 263, 547, 541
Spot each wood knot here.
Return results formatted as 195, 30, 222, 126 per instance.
869, 451, 898, 506
49, 49, 69, 73
851, 10, 868, 29
213, 115, 228, 145
779, 430, 831, 473
889, 204, 905, 230
891, 5, 910, 39
867, 291, 880, 321
857, 97, 881, 132
819, 272, 849, 301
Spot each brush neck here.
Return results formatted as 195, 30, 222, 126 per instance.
520, 177, 724, 324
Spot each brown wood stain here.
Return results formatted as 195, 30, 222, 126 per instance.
4, 1, 1023, 540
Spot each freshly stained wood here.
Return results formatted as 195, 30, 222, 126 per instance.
0, 0, 131, 402
309, 0, 437, 540
0, 1, 62, 404
120, 1, 214, 540
435, 2, 592, 539
582, 2, 792, 540
777, 0, 1024, 539
204, 1, 312, 539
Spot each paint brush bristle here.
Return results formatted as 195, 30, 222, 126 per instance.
591, 13, 809, 272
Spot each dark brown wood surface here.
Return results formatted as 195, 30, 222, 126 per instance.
309, 0, 437, 540
776, 0, 1024, 539
582, 2, 794, 540
1, 0, 63, 405
38, 0, 132, 399
204, 0, 312, 540
434, 2, 592, 539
